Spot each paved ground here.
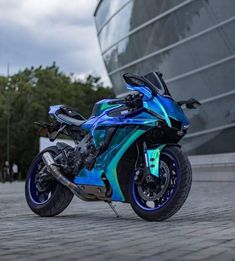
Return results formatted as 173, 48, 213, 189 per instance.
0, 181, 235, 261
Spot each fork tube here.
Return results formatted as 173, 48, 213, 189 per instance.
143, 141, 150, 175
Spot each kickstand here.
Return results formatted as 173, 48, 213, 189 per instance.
107, 202, 120, 218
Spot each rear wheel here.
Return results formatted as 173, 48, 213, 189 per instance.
25, 146, 74, 217
129, 146, 192, 221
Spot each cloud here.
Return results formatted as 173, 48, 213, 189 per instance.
0, 0, 111, 85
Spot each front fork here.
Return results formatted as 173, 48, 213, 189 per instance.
134, 142, 165, 184
144, 143, 165, 178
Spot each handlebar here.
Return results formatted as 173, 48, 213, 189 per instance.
108, 99, 126, 105
108, 93, 143, 105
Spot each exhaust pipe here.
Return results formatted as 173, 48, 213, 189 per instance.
42, 152, 95, 201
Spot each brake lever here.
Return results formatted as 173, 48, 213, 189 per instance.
177, 98, 201, 109
186, 98, 201, 109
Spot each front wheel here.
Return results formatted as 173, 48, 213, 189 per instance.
129, 146, 192, 221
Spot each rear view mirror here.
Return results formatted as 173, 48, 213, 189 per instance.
123, 73, 146, 87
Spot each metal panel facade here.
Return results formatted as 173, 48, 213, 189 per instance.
94, 0, 235, 155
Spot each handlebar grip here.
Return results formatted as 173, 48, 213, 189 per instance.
108, 100, 125, 105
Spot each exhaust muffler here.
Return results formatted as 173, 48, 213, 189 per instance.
42, 152, 95, 201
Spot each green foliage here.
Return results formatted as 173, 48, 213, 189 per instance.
0, 64, 114, 178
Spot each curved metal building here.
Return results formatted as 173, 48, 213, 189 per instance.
94, 0, 235, 155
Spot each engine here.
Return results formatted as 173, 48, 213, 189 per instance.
73, 134, 99, 173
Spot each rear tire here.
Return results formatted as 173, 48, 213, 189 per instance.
129, 146, 192, 221
25, 146, 74, 217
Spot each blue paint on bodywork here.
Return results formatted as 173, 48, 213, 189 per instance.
157, 95, 189, 126
74, 127, 146, 201
74, 168, 105, 187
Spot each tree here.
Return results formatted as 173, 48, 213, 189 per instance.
0, 64, 114, 178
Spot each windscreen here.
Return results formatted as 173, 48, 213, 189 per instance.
143, 72, 172, 97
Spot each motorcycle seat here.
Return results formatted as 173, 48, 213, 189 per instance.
56, 105, 86, 126
57, 113, 86, 127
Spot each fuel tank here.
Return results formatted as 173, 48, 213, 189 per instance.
90, 99, 120, 117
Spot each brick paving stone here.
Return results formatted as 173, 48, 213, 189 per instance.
0, 181, 235, 260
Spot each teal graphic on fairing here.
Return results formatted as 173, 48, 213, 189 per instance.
25, 72, 200, 221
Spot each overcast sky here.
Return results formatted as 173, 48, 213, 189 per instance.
0, 0, 111, 85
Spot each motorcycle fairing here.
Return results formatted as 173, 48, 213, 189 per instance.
74, 127, 146, 201
127, 84, 190, 127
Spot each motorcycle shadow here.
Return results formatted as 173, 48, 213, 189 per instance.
53, 212, 143, 223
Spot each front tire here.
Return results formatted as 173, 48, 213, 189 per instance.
129, 146, 192, 221
25, 146, 74, 217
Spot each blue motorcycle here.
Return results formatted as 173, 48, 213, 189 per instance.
25, 72, 200, 221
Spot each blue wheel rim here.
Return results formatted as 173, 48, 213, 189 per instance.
132, 150, 179, 212
28, 155, 55, 205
